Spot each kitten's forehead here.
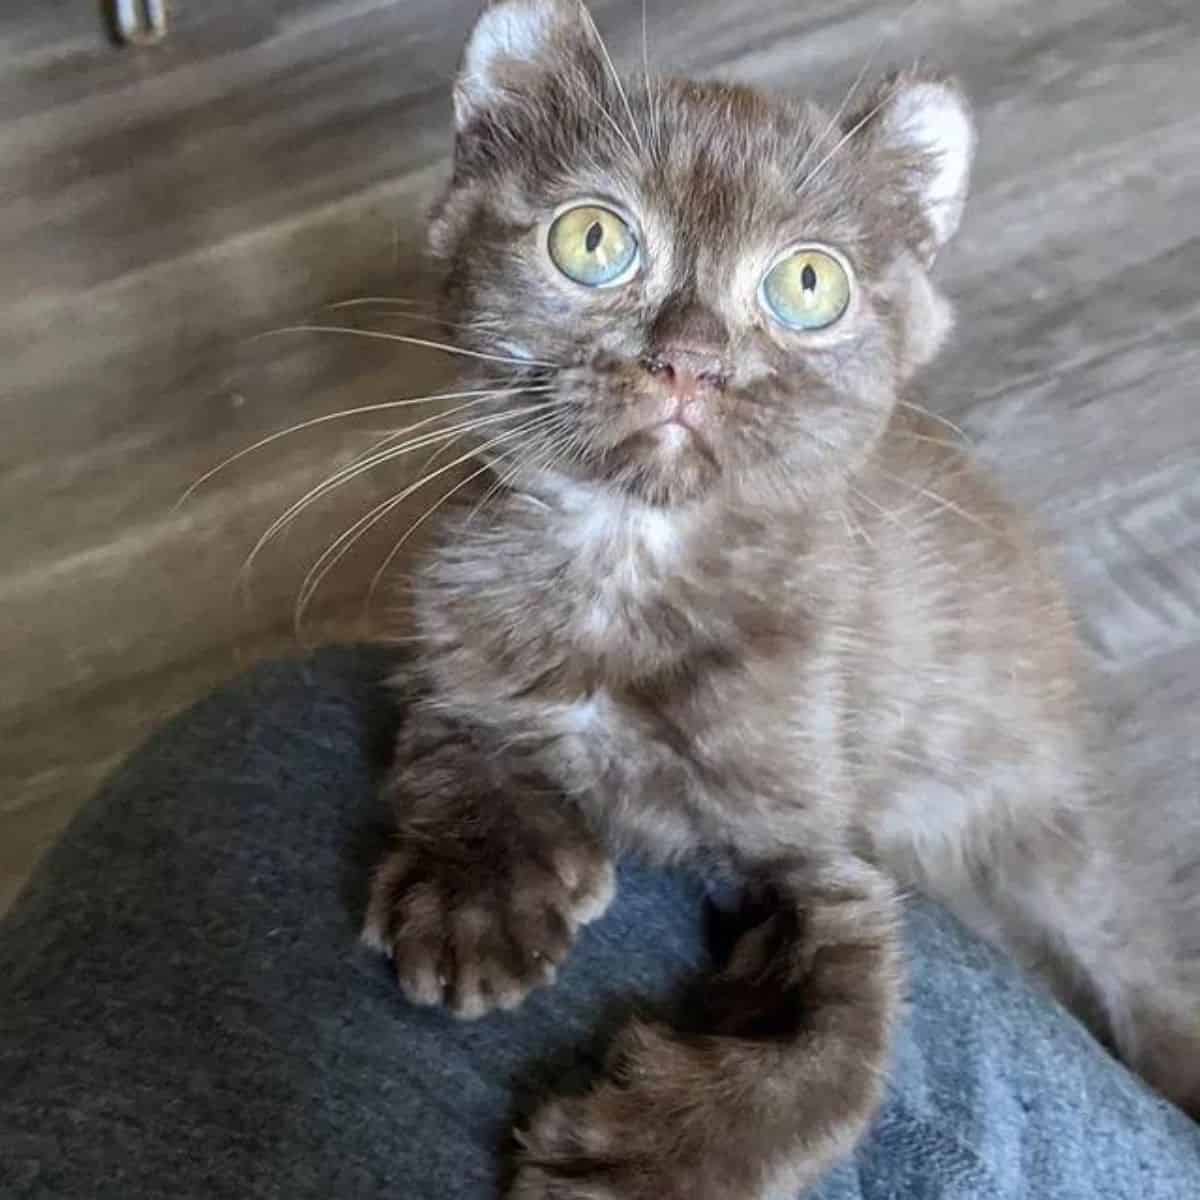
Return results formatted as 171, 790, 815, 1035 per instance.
625, 84, 870, 302
524, 81, 865, 282
648, 84, 846, 234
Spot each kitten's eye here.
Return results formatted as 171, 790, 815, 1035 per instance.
761, 248, 851, 331
548, 204, 639, 288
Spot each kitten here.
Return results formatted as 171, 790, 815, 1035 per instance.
361, 1, 1200, 1195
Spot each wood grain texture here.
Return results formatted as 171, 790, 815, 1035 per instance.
2, 0, 1198, 911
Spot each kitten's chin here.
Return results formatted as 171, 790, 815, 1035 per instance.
593, 427, 723, 507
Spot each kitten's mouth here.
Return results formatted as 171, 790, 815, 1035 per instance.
644, 395, 720, 464
648, 416, 717, 462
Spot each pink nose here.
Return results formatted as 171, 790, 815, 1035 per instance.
640, 346, 729, 393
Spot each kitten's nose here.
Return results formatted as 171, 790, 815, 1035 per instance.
643, 299, 730, 393
639, 347, 729, 393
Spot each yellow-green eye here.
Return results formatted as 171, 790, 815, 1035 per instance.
548, 204, 639, 288
761, 247, 852, 331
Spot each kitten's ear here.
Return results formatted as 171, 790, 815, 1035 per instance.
856, 73, 976, 262
454, 0, 584, 131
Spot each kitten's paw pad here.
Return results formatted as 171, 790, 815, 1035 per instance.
362, 843, 614, 1019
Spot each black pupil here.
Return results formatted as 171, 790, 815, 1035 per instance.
801, 263, 818, 292
585, 222, 604, 254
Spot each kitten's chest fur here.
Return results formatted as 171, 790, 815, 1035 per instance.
422, 479, 815, 702
416, 434, 1089, 867
419, 484, 819, 854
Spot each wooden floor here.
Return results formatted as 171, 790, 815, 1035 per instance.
2, 0, 1198, 912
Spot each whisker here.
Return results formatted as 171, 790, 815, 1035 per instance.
240, 402, 558, 588
892, 429, 970, 454
298, 413, 561, 630
466, 413, 574, 526
340, 412, 475, 477
871, 464, 999, 535
329, 397, 555, 493
804, 421, 987, 539
641, 0, 651, 92
894, 399, 971, 444
578, 1, 646, 158
406, 428, 468, 482
792, 425, 917, 539
578, 77, 641, 165
467, 446, 537, 526
292, 415, 557, 629
795, 24, 884, 182
846, 480, 916, 539
254, 324, 559, 369
796, 0, 926, 187
796, 83, 898, 196
174, 385, 543, 510
324, 302, 508, 338
639, 0, 662, 163
797, 0, 928, 186
356, 424, 474, 617
363, 457, 500, 627
842, 504, 876, 548
326, 297, 426, 309
362, 408, 568, 628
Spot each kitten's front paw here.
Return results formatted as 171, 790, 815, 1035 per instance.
362, 835, 614, 1019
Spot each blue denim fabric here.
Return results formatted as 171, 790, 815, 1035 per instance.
1, 648, 1196, 1198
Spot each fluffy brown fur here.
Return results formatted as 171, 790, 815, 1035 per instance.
361, 3, 1200, 1195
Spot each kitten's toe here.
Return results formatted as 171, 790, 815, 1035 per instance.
548, 847, 616, 925
363, 839, 615, 1018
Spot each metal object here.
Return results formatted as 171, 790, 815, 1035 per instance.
108, 0, 169, 46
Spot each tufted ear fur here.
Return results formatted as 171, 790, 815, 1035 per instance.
854, 72, 976, 265
454, 0, 586, 131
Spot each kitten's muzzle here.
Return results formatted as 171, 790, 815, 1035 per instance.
638, 348, 729, 395
636, 348, 725, 449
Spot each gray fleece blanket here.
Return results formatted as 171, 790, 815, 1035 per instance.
1, 649, 1196, 1199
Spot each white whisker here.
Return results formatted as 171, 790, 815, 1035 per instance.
240, 402, 558, 587
847, 481, 916, 539
326, 296, 426, 309
174, 386, 545, 510
796, 84, 898, 197
800, 0, 926, 179
795, 39, 880, 183
893, 429, 970, 454
872, 464, 998, 535
297, 412, 561, 630
407, 428, 468, 482
254, 324, 559, 369
363, 456, 501, 627
578, 1, 646, 158
467, 413, 573, 525
578, 77, 641, 164
324, 302, 509, 339
795, 425, 917, 539
640, 0, 662, 163
895, 399, 971, 444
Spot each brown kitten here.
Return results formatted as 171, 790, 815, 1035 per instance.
362, 2, 1200, 1195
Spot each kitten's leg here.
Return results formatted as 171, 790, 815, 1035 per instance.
1116, 984, 1200, 1117
362, 706, 615, 1019
1019, 902, 1200, 1117
511, 855, 902, 1200
902, 818, 1200, 1118
1042, 859, 1200, 1117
